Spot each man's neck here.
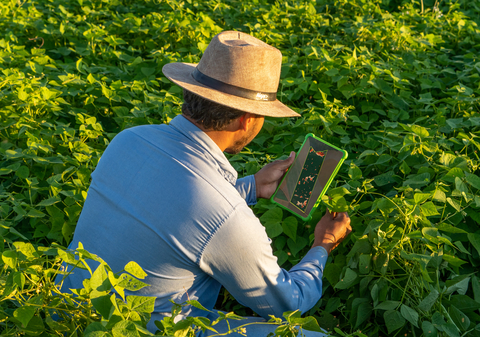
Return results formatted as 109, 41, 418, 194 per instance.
182, 114, 236, 152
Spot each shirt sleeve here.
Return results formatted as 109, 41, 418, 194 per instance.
234, 175, 257, 206
198, 204, 328, 319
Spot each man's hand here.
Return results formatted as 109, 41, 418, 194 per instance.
254, 152, 295, 199
312, 210, 352, 254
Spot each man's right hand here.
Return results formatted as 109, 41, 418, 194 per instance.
312, 210, 352, 254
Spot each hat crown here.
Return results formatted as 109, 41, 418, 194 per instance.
197, 31, 282, 93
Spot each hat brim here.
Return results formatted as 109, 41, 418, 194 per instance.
162, 63, 300, 118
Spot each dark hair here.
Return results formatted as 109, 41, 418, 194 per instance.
182, 89, 246, 131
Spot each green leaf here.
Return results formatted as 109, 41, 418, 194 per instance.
455, 177, 468, 195
141, 68, 156, 77
399, 161, 411, 175
433, 190, 446, 203
327, 187, 350, 198
418, 290, 439, 312
465, 172, 480, 190
124, 261, 147, 279
355, 301, 372, 328
375, 78, 393, 95
23, 314, 44, 335
358, 254, 371, 275
117, 274, 149, 292
383, 310, 405, 334
438, 223, 467, 234
295, 316, 322, 332
15, 166, 30, 179
260, 208, 282, 226
37, 196, 62, 206
287, 236, 307, 256
126, 295, 155, 313
2, 250, 17, 268
414, 193, 431, 204
472, 275, 480, 303
447, 295, 480, 312
186, 300, 212, 313
190, 317, 217, 333
91, 290, 113, 318
422, 321, 438, 337
323, 263, 341, 287
468, 233, 480, 256
265, 222, 283, 238
112, 320, 140, 337
421, 202, 440, 216
13, 271, 25, 289
375, 301, 400, 311
449, 305, 470, 331
446, 276, 470, 295
348, 163, 362, 180
447, 198, 461, 212
335, 268, 357, 290
442, 168, 464, 183
91, 264, 111, 291
403, 173, 430, 187
13, 305, 36, 327
442, 254, 467, 267
401, 304, 419, 327
85, 322, 111, 337
282, 216, 297, 241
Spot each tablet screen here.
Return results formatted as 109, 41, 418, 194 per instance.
272, 135, 346, 219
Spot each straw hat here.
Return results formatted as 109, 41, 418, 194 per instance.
162, 31, 300, 118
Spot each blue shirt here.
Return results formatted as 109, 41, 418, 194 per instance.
61, 115, 328, 329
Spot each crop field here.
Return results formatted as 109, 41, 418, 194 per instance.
1, 0, 480, 335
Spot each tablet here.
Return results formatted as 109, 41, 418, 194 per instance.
270, 134, 348, 221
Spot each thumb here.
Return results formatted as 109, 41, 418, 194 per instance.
280, 151, 295, 169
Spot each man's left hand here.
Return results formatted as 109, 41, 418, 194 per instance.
254, 152, 295, 199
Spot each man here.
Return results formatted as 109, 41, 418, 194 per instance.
60, 31, 351, 335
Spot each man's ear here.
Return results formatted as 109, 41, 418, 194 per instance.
238, 113, 253, 131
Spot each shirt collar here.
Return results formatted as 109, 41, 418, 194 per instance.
169, 115, 238, 185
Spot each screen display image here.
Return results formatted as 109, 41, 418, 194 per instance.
272, 135, 347, 220
290, 148, 327, 212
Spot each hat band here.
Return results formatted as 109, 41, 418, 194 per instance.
192, 68, 277, 101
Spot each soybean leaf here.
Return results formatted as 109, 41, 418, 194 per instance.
414, 193, 431, 204
124, 261, 147, 279
187, 300, 212, 313
348, 163, 362, 180
422, 321, 438, 337
467, 233, 480, 256
287, 236, 308, 257
111, 320, 140, 337
126, 295, 155, 313
472, 275, 480, 303
418, 290, 439, 312
375, 301, 400, 311
117, 274, 149, 292
282, 216, 297, 241
449, 305, 470, 332
13, 305, 36, 327
383, 310, 405, 334
421, 202, 440, 216
355, 302, 372, 328
335, 268, 357, 290
446, 295, 480, 312
465, 172, 480, 190
91, 290, 113, 319
401, 304, 419, 328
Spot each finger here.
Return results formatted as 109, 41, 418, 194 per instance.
277, 151, 294, 164
280, 151, 295, 168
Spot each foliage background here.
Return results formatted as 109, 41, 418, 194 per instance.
1, 0, 480, 335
